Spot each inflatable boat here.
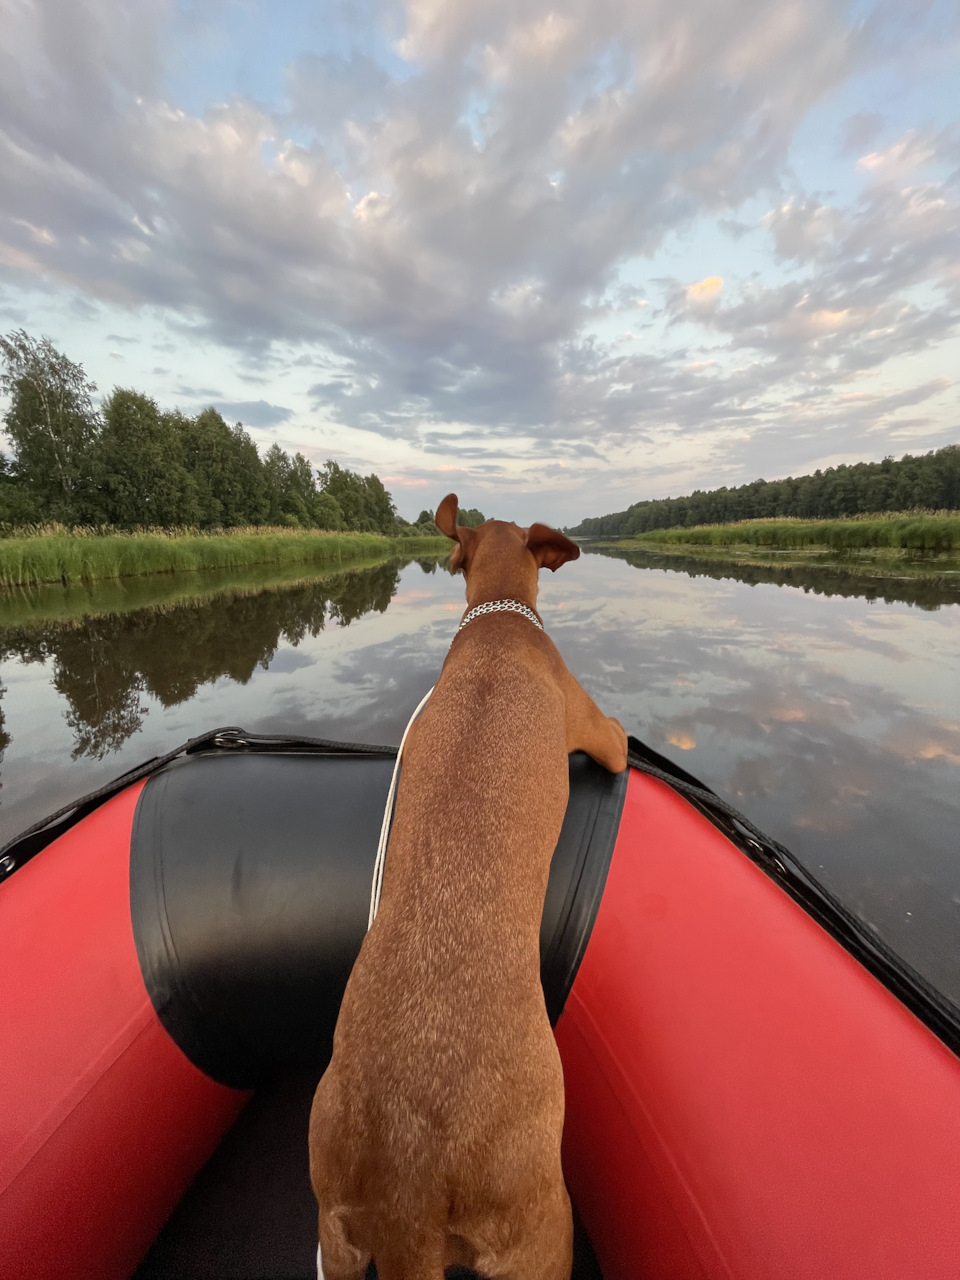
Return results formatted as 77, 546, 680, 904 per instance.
2, 726, 960, 1280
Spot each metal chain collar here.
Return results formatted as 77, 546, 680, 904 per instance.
457, 598, 543, 632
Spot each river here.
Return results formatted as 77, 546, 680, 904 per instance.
2, 546, 958, 1008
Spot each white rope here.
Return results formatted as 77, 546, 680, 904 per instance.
368, 684, 435, 930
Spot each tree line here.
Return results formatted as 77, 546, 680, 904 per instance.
0, 330, 452, 536
568, 444, 960, 538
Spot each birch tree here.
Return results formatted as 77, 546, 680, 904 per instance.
0, 329, 101, 523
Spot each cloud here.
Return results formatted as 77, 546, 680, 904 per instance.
642, 125, 960, 474
285, 51, 390, 135
686, 275, 724, 305
0, 5, 853, 349
0, 0, 955, 487
857, 129, 940, 180
211, 399, 294, 427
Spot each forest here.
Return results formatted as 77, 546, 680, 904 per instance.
0, 330, 448, 537
568, 443, 960, 538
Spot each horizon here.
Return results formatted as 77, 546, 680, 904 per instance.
1, 0, 958, 528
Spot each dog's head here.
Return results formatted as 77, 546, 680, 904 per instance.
435, 494, 579, 600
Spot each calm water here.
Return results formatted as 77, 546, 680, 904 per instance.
2, 549, 959, 1006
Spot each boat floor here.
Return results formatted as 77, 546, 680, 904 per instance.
134, 1068, 605, 1280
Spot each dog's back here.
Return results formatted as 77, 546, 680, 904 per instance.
309, 502, 626, 1280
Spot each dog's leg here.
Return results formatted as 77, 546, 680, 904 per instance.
479, 1184, 574, 1280
316, 1209, 370, 1280
311, 1073, 370, 1280
561, 671, 628, 774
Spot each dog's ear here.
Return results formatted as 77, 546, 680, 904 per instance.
525, 523, 581, 572
435, 494, 459, 540
435, 493, 475, 572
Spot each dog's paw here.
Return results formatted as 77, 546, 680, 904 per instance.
586, 716, 628, 773
609, 717, 629, 773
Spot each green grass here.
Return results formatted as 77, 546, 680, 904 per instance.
0, 554, 397, 630
628, 513, 960, 555
0, 525, 448, 589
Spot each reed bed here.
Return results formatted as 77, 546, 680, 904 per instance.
0, 526, 446, 589
0, 554, 402, 630
632, 513, 960, 555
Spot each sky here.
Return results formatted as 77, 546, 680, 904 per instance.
0, 0, 958, 527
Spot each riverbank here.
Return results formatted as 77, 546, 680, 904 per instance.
590, 536, 960, 583
0, 526, 448, 590
0, 552, 447, 631
588, 544, 960, 610
607, 513, 960, 556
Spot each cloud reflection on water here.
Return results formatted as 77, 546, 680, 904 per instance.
566, 549, 960, 1002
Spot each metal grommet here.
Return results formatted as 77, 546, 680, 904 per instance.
0, 854, 16, 879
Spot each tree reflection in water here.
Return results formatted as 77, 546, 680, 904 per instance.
593, 545, 960, 611
0, 557, 439, 760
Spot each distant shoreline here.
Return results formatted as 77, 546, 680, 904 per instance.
0, 527, 448, 591
585, 543, 960, 611
586, 532, 960, 585
581, 513, 960, 567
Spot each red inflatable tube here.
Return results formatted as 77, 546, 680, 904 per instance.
556, 768, 960, 1280
0, 784, 248, 1280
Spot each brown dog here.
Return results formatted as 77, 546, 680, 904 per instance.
309, 496, 628, 1280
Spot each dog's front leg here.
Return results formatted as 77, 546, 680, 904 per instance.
562, 671, 628, 774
